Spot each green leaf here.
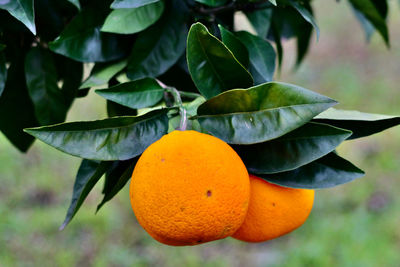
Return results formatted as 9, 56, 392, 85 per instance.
295, 21, 312, 67
349, 0, 389, 46
111, 0, 160, 9
195, 0, 228, 7
57, 57, 83, 107
60, 160, 113, 230
270, 21, 283, 70
49, 7, 129, 62
314, 108, 400, 140
24, 109, 169, 160
25, 47, 68, 125
187, 22, 253, 99
235, 122, 352, 174
352, 0, 388, 43
96, 78, 164, 109
33, 0, 76, 42
257, 153, 365, 189
126, 0, 188, 80
0, 0, 36, 35
218, 25, 249, 68
196, 82, 337, 144
67, 0, 80, 10
107, 100, 137, 117
0, 51, 7, 98
269, 4, 314, 67
157, 56, 198, 94
353, 8, 375, 42
245, 8, 272, 38
289, 0, 320, 40
101, 1, 164, 34
0, 61, 38, 152
236, 31, 276, 84
96, 158, 137, 212
80, 60, 127, 89
268, 0, 277, 5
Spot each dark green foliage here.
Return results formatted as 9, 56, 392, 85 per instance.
0, 0, 396, 226
0, 60, 38, 152
195, 82, 336, 144
187, 23, 253, 99
60, 160, 113, 230
25, 109, 169, 161
258, 153, 365, 189
234, 123, 352, 174
96, 78, 164, 109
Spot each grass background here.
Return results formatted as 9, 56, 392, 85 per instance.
1, 1, 400, 266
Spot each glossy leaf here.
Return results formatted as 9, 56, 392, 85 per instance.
349, 0, 389, 46
296, 20, 312, 67
0, 61, 38, 152
101, 1, 164, 34
245, 8, 272, 38
111, 0, 160, 9
0, 51, 7, 97
195, 0, 228, 7
80, 60, 127, 89
58, 57, 83, 106
96, 78, 164, 109
196, 82, 337, 144
236, 31, 276, 84
187, 22, 253, 99
107, 100, 137, 117
24, 109, 169, 160
234, 122, 352, 174
126, 0, 188, 80
60, 160, 113, 230
25, 47, 67, 125
314, 108, 400, 139
289, 0, 319, 40
258, 153, 365, 189
0, 0, 36, 34
49, 7, 129, 62
96, 158, 137, 211
218, 25, 249, 68
269, 4, 313, 67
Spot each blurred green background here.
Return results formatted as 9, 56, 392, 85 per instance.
1, 1, 399, 266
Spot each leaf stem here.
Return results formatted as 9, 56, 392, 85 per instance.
157, 80, 188, 131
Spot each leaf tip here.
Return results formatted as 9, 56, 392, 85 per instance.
59, 220, 68, 231
23, 128, 34, 135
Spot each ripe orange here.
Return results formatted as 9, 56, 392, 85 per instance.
232, 175, 314, 242
130, 130, 250, 246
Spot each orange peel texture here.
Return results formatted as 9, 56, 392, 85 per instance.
232, 175, 314, 243
130, 130, 250, 246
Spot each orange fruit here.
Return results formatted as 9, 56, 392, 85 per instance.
232, 175, 314, 242
130, 130, 250, 246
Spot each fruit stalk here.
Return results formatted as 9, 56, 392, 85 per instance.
157, 80, 188, 131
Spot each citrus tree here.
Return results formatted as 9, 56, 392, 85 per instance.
0, 0, 399, 244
